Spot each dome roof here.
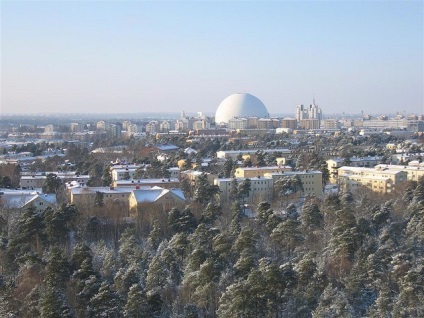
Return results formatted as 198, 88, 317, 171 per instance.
215, 93, 269, 124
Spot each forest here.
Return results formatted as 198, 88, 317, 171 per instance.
1, 175, 423, 317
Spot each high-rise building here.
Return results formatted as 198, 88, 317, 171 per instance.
160, 121, 171, 132
146, 121, 160, 134
97, 121, 107, 132
296, 100, 322, 128
44, 124, 55, 134
309, 100, 322, 120
70, 123, 83, 133
296, 105, 308, 121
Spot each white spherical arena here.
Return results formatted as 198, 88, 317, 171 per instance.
215, 93, 269, 124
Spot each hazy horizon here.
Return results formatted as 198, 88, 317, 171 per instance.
1, 1, 423, 115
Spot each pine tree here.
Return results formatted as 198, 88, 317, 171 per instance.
118, 228, 142, 267
271, 218, 303, 258
312, 285, 354, 318
223, 158, 234, 178
45, 247, 70, 288
101, 165, 112, 186
123, 284, 150, 318
39, 285, 74, 318
217, 279, 251, 318
89, 281, 121, 318
42, 173, 62, 194
147, 221, 163, 251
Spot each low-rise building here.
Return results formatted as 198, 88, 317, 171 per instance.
374, 164, 424, 182
20, 172, 90, 189
214, 177, 274, 205
129, 187, 187, 217
234, 166, 292, 178
180, 170, 215, 186
216, 149, 291, 160
110, 164, 142, 182
0, 189, 57, 213
113, 178, 180, 189
70, 186, 133, 212
264, 170, 323, 197
326, 156, 383, 182
337, 166, 407, 194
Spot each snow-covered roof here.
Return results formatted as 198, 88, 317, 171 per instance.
184, 147, 198, 154
155, 144, 179, 151
70, 187, 134, 195
132, 187, 186, 203
0, 190, 57, 209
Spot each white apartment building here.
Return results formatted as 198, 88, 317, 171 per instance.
20, 172, 90, 189
228, 118, 248, 130
0, 189, 57, 213
216, 148, 291, 159
146, 121, 160, 134
160, 121, 171, 132
110, 164, 142, 182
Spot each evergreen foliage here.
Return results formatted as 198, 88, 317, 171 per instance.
2, 174, 424, 317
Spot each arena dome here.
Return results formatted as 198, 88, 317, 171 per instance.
215, 93, 269, 124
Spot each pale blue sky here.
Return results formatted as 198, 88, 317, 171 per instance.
1, 0, 423, 115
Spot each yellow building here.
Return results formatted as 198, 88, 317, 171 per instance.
214, 177, 274, 205
264, 170, 323, 197
129, 187, 187, 234
326, 156, 383, 182
374, 164, 424, 182
337, 166, 407, 194
180, 171, 215, 186
70, 186, 132, 212
129, 187, 187, 217
235, 166, 292, 178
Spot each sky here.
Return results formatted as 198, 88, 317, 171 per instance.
1, 0, 423, 116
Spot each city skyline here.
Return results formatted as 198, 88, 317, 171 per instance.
1, 1, 423, 115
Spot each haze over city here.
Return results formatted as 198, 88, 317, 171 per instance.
1, 0, 423, 115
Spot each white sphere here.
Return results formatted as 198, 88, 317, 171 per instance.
215, 93, 269, 124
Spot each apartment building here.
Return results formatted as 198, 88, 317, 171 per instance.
234, 166, 292, 178
216, 149, 291, 160
20, 172, 90, 189
70, 186, 133, 210
374, 164, 424, 182
129, 187, 187, 217
214, 177, 274, 204
337, 166, 407, 193
113, 178, 180, 189
110, 164, 142, 181
264, 170, 323, 197
326, 156, 383, 181
0, 189, 57, 213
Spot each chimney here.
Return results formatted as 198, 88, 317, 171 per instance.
109, 186, 114, 190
